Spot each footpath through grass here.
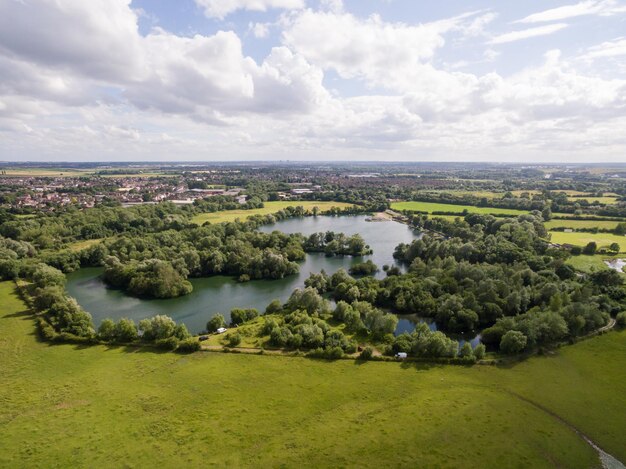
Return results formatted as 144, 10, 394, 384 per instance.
192, 201, 355, 224
1, 281, 625, 468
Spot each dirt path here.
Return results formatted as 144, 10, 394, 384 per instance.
598, 317, 617, 333
506, 391, 625, 469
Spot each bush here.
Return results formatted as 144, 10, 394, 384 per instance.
155, 336, 179, 350
474, 343, 486, 360
37, 317, 58, 341
227, 332, 242, 347
359, 346, 374, 360
616, 311, 626, 327
230, 308, 258, 326
265, 299, 282, 315
570, 246, 582, 256
177, 338, 201, 353
307, 346, 343, 360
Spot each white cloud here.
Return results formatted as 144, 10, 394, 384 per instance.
0, 0, 144, 82
1, 0, 626, 162
516, 0, 626, 23
461, 11, 498, 37
195, 0, 304, 19
580, 37, 626, 59
250, 22, 271, 38
489, 23, 569, 45
282, 10, 457, 83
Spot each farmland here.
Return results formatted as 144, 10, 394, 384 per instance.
1, 281, 625, 467
192, 201, 356, 224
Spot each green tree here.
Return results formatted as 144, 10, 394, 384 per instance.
500, 330, 527, 354
98, 319, 116, 341
115, 318, 138, 342
206, 314, 226, 333
32, 263, 66, 289
582, 242, 597, 255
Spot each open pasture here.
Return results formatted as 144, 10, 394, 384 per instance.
549, 231, 626, 251
390, 201, 529, 216
1, 281, 625, 468
192, 201, 356, 224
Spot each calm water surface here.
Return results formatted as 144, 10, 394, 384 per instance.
67, 216, 421, 333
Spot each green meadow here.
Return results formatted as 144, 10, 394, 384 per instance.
550, 231, 626, 251
192, 201, 355, 224
390, 201, 529, 216
1, 281, 625, 468
565, 254, 622, 274
545, 219, 622, 230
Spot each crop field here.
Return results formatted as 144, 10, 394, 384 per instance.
1, 281, 625, 468
192, 201, 356, 224
549, 231, 626, 250
545, 219, 622, 230
390, 201, 529, 216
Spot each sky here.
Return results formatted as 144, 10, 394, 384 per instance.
0, 0, 625, 163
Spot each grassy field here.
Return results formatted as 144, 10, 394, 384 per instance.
1, 281, 625, 468
550, 231, 626, 250
68, 239, 103, 252
99, 172, 176, 178
565, 254, 622, 273
567, 196, 621, 205
391, 201, 529, 216
0, 168, 94, 177
192, 201, 356, 224
545, 219, 622, 230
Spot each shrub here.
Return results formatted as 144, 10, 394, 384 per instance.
227, 332, 242, 347
616, 311, 626, 328
458, 342, 475, 360
230, 308, 258, 326
359, 346, 374, 360
155, 336, 179, 350
261, 317, 281, 335
265, 299, 282, 315
37, 317, 58, 341
474, 343, 486, 360
177, 338, 201, 353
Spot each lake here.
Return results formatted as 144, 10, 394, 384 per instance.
67, 215, 421, 334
